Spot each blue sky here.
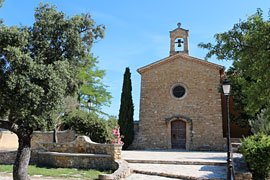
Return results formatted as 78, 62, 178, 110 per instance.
1, 0, 270, 120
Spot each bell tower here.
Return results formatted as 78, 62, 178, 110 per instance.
170, 23, 189, 56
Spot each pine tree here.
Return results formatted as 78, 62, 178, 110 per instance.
118, 67, 134, 149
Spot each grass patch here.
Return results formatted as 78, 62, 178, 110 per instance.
0, 165, 112, 179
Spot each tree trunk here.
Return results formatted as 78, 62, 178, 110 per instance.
53, 128, 58, 143
13, 134, 31, 180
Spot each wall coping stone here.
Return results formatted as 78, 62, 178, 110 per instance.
99, 160, 131, 180
33, 130, 72, 134
36, 136, 122, 147
37, 151, 112, 158
0, 150, 17, 153
36, 136, 123, 154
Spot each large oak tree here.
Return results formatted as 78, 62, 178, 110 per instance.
0, 3, 104, 180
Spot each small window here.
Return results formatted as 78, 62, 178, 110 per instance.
172, 86, 186, 98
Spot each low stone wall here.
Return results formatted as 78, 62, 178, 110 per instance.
0, 150, 17, 164
35, 136, 122, 160
35, 136, 123, 170
37, 152, 114, 170
99, 160, 131, 180
0, 129, 76, 150
0, 149, 40, 165
31, 130, 76, 148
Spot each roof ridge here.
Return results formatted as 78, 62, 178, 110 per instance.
137, 53, 224, 74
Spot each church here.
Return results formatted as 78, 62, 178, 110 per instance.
132, 23, 234, 151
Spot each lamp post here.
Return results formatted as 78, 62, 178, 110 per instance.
87, 99, 93, 112
222, 79, 235, 180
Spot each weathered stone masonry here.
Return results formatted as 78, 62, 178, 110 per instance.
132, 24, 226, 151
0, 136, 123, 171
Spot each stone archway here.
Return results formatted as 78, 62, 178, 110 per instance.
171, 120, 186, 149
165, 115, 192, 150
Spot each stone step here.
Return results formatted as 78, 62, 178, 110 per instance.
128, 163, 227, 180
125, 173, 184, 180
126, 157, 252, 180
232, 143, 241, 153
122, 151, 252, 180
231, 138, 242, 143
125, 159, 226, 166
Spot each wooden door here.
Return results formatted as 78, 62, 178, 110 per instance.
171, 120, 186, 149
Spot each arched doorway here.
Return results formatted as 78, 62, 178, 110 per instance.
171, 120, 186, 149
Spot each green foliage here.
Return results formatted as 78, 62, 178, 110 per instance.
199, 9, 270, 121
45, 95, 79, 131
0, 3, 105, 179
0, 3, 104, 131
118, 67, 134, 149
107, 115, 119, 130
249, 104, 270, 135
77, 54, 112, 114
63, 110, 113, 143
241, 133, 270, 179
0, 0, 4, 8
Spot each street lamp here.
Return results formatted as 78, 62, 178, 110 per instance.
222, 79, 235, 180
87, 99, 93, 112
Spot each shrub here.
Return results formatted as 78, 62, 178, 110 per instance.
241, 133, 270, 179
249, 104, 270, 135
111, 127, 124, 145
107, 115, 119, 130
63, 110, 114, 143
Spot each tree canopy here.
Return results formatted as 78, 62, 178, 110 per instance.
0, 0, 4, 8
199, 9, 270, 120
78, 54, 111, 113
0, 3, 104, 179
0, 3, 105, 131
63, 110, 114, 143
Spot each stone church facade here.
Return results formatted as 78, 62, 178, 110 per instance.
132, 23, 226, 151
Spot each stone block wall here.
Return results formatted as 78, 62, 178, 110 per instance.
0, 150, 39, 165
31, 130, 76, 148
37, 152, 114, 170
35, 136, 122, 160
0, 150, 17, 164
0, 136, 123, 171
0, 129, 76, 151
136, 55, 225, 150
35, 136, 122, 170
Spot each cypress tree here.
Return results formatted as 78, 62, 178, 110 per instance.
118, 67, 134, 149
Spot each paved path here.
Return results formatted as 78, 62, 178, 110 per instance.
122, 150, 245, 180
125, 173, 183, 180
128, 163, 226, 179
0, 151, 249, 180
122, 150, 236, 163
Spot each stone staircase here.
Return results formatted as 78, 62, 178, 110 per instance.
231, 138, 242, 153
122, 150, 252, 180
